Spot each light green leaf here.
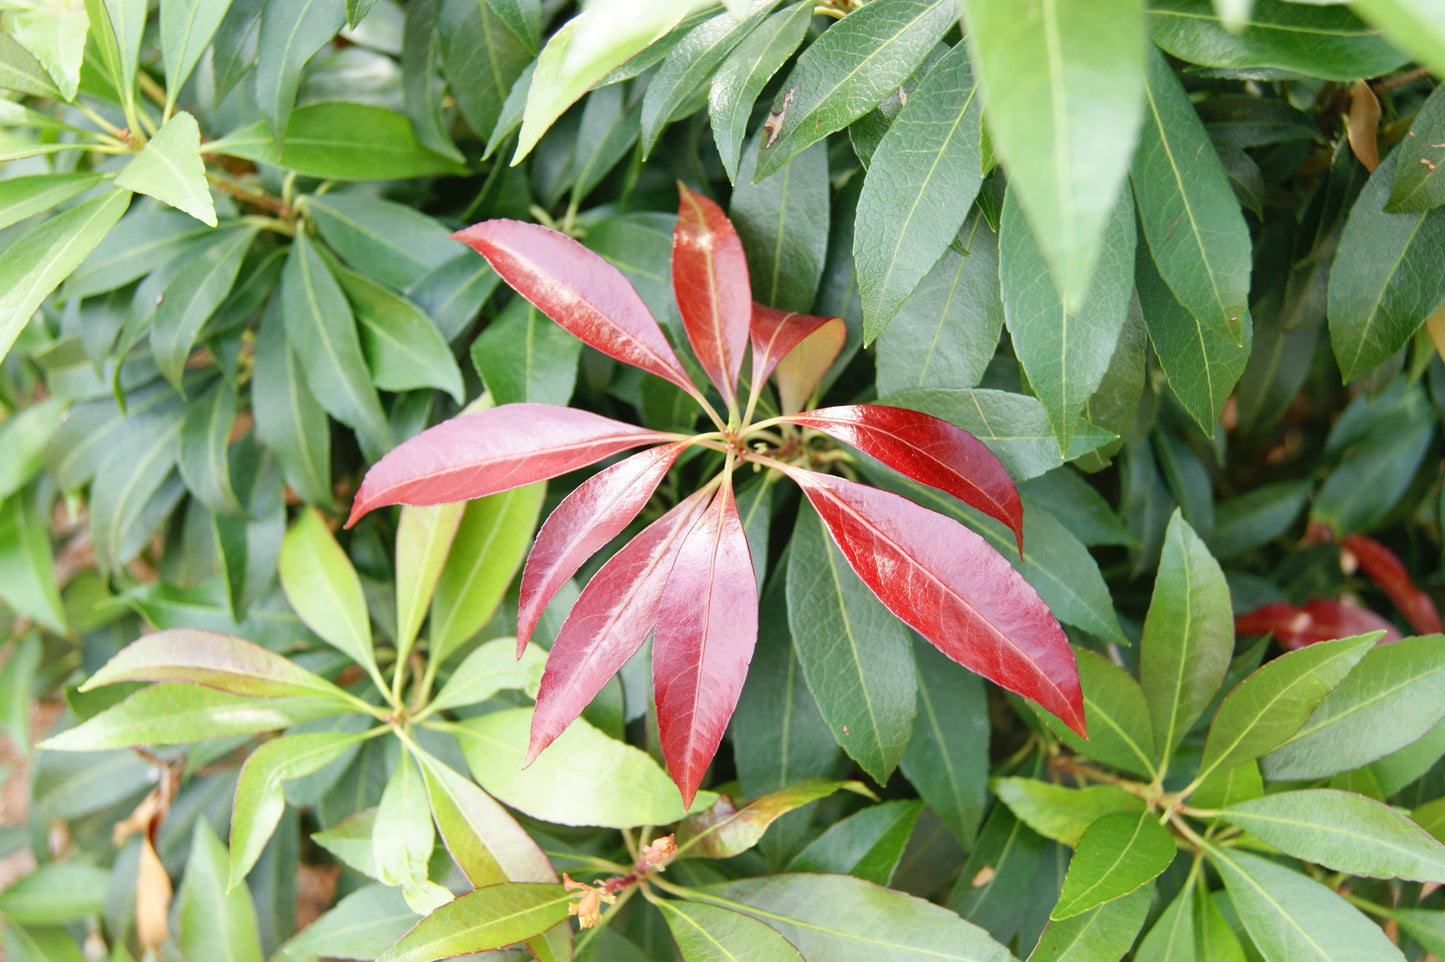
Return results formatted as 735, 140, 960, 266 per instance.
374, 753, 448, 913
251, 296, 332, 506
676, 779, 872, 861
731, 135, 830, 313
181, 821, 264, 962
1133, 884, 1196, 962
394, 502, 465, 661
658, 899, 806, 962
1388, 907, 1445, 959
0, 634, 41, 747
1051, 811, 1174, 919
0, 493, 66, 634
152, 225, 257, 387
116, 111, 217, 227
1027, 884, 1153, 962
0, 863, 109, 925
255, 0, 347, 148
312, 808, 382, 879
161, 0, 237, 110
97, 0, 145, 104
0, 189, 131, 368
418, 753, 557, 887
991, 778, 1145, 846
1039, 649, 1156, 780
0, 173, 108, 234
279, 506, 381, 683
427, 637, 546, 715
1353, 0, 1445, 89
708, 0, 811, 183
961, 0, 1146, 308
8, 5, 88, 101
375, 882, 569, 962
278, 884, 418, 960
0, 31, 63, 98
900, 640, 988, 847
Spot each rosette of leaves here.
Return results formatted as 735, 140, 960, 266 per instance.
344, 184, 1086, 805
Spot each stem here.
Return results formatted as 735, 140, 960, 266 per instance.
75, 102, 127, 141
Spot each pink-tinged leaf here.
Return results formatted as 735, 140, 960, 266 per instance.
673, 184, 751, 408
782, 404, 1024, 556
782, 468, 1084, 737
346, 404, 677, 527
653, 483, 759, 807
1341, 534, 1443, 636
517, 442, 688, 654
527, 489, 713, 765
674, 779, 874, 860
1235, 600, 1403, 650
749, 303, 839, 399
771, 315, 847, 415
451, 219, 700, 399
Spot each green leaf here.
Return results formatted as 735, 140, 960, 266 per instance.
676, 780, 872, 860
375, 882, 569, 962
708, 0, 811, 183
1002, 182, 1136, 454
0, 863, 109, 925
1027, 883, 1153, 962
1195, 633, 1376, 785
1353, 0, 1445, 87
230, 730, 378, 887
1051, 811, 1174, 920
374, 753, 448, 913
279, 506, 381, 682
1133, 881, 1195, 962
0, 31, 63, 98
429, 482, 545, 664
1147, 0, 1411, 81
8, 5, 88, 101
400, 0, 463, 163
1206, 844, 1406, 962
787, 506, 916, 785
1262, 634, 1445, 781
412, 251, 502, 342
3, 923, 85, 962
899, 640, 988, 847
1206, 481, 1311, 559
0, 189, 131, 368
279, 884, 418, 960
89, 0, 144, 103
40, 683, 345, 751
731, 136, 830, 313
874, 214, 1004, 396
961, 0, 1146, 308
1387, 81, 1445, 213
331, 264, 465, 403
947, 803, 1047, 941
456, 708, 715, 827
418, 753, 557, 887
1139, 510, 1232, 770
0, 634, 41, 747
255, 0, 347, 149
250, 296, 332, 506
567, 82, 643, 206
702, 873, 1016, 962
307, 194, 462, 291
755, 0, 955, 182
346, 0, 378, 28
856, 41, 983, 342
1329, 148, 1445, 382
152, 225, 257, 388
1370, 714, 1445, 794
394, 502, 465, 661
1039, 649, 1157, 780
178, 380, 242, 516
435, 0, 532, 153
280, 233, 392, 458
0, 173, 108, 234
1020, 471, 1136, 549
1310, 388, 1435, 536
161, 0, 237, 110
658, 899, 805, 962
0, 493, 66, 634
471, 298, 583, 407
991, 779, 1145, 846
312, 808, 382, 879
88, 420, 184, 573
1220, 789, 1445, 883
62, 204, 209, 301
115, 112, 217, 227
206, 103, 467, 181
427, 637, 546, 715
787, 798, 923, 885
1388, 907, 1445, 959
181, 821, 264, 962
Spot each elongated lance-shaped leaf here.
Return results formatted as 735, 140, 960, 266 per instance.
1342, 533, 1443, 636
654, 481, 758, 805
346, 404, 679, 526
162, 0, 237, 111
417, 754, 557, 887
518, 441, 687, 651
675, 779, 870, 860
781, 404, 1023, 555
452, 219, 701, 399
1234, 600, 1399, 650
659, 899, 805, 962
394, 502, 464, 663
255, 0, 346, 151
748, 302, 838, 397
708, 0, 812, 183
781, 468, 1085, 737
280, 507, 379, 683
1051, 810, 1175, 919
374, 883, 570, 962
528, 489, 713, 764
673, 184, 751, 409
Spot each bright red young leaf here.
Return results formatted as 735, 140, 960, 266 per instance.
782, 404, 1024, 555
451, 219, 702, 401
1340, 534, 1443, 636
1235, 599, 1402, 650
653, 482, 758, 807
517, 441, 688, 654
673, 184, 751, 409
781, 467, 1085, 737
345, 405, 678, 527
747, 303, 836, 397
526, 489, 713, 765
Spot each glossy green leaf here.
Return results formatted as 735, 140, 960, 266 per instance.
709, 0, 811, 183
1133, 883, 1196, 962
0, 862, 109, 925
430, 481, 545, 663
427, 637, 546, 715
211, 0, 262, 102
0, 189, 131, 368
471, 298, 583, 407
1387, 81, 1445, 213
411, 251, 501, 342
991, 779, 1145, 846
115, 112, 216, 227
278, 884, 418, 961
1220, 789, 1445, 883
250, 296, 332, 506
161, 0, 237, 109
1027, 884, 1152, 962
787, 506, 917, 785
0, 493, 65, 634
1002, 182, 1136, 453
658, 899, 805, 962
899, 640, 988, 846
418, 753, 557, 887
731, 136, 829, 313
0, 31, 63, 98
435, 0, 531, 153
255, 0, 347, 149
1206, 844, 1406, 962
278, 506, 380, 681
961, 0, 1145, 308
374, 752, 449, 913
153, 226, 256, 388
61, 204, 209, 301
8, 4, 87, 101
787, 798, 922, 885
181, 820, 264, 962
703, 873, 1015, 962
1139, 510, 1232, 769
455, 708, 716, 828
330, 263, 465, 403
375, 882, 569, 962
1353, 0, 1445, 86
1195, 633, 1375, 785
394, 502, 465, 660
1040, 649, 1157, 780
676, 779, 870, 860
947, 803, 1048, 942
568, 82, 643, 206
1051, 812, 1173, 919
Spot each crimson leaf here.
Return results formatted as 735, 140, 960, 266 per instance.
674, 184, 751, 409
1235, 600, 1402, 650
1341, 533, 1443, 636
748, 302, 838, 398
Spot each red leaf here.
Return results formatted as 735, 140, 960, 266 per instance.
748, 303, 838, 398
346, 404, 676, 527
673, 185, 751, 409
653, 482, 758, 807
782, 404, 1024, 555
1340, 534, 1443, 636
517, 442, 688, 653
451, 219, 701, 399
1235, 599, 1403, 650
527, 489, 713, 765
781, 467, 1084, 737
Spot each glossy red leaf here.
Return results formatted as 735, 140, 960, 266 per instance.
748, 303, 838, 398
527, 488, 713, 766
782, 404, 1024, 555
451, 219, 700, 399
673, 184, 751, 408
346, 404, 677, 527
653, 482, 759, 807
1235, 599, 1403, 650
781, 467, 1085, 737
1341, 534, 1443, 636
517, 441, 689, 654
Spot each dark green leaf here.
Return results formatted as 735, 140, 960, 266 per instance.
1020, 470, 1136, 549
947, 803, 1047, 941
332, 262, 465, 403
410, 252, 500, 343
731, 136, 829, 313
178, 380, 242, 516
1027, 883, 1152, 962
1309, 387, 1435, 536
570, 82, 643, 204
307, 194, 462, 291
250, 296, 332, 506
436, 0, 532, 147
161, 0, 236, 109
899, 640, 988, 847
1051, 813, 1174, 919
471, 297, 582, 407
152, 225, 256, 388
787, 798, 923, 885
63, 204, 209, 301
708, 1, 811, 183
89, 412, 185, 574
1206, 481, 1310, 558
255, 0, 347, 148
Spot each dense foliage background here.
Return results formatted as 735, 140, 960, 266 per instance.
1, 0, 1444, 960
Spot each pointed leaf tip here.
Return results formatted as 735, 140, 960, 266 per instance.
672, 183, 752, 408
